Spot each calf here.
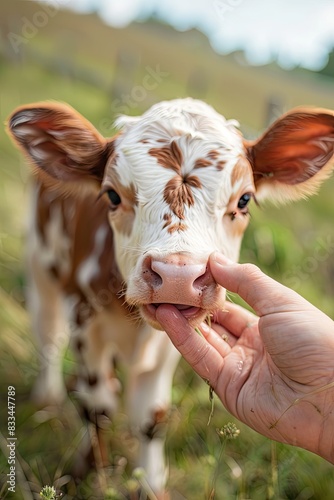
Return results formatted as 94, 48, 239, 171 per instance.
7, 98, 334, 496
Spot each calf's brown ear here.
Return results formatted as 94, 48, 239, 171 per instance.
7, 102, 113, 184
245, 108, 334, 202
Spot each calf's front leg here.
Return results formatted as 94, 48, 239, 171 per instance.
126, 330, 181, 497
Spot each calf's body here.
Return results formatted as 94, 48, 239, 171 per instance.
27, 181, 179, 491
7, 98, 334, 495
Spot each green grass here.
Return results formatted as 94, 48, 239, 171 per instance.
1, 6, 334, 497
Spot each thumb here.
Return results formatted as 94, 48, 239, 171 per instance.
209, 253, 308, 317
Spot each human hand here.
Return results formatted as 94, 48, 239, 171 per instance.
156, 253, 334, 463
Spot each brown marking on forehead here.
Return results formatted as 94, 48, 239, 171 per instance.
149, 140, 183, 174
216, 160, 226, 171
164, 174, 202, 219
208, 150, 220, 160
149, 141, 203, 219
231, 157, 253, 186
194, 151, 225, 171
163, 212, 172, 229
167, 221, 188, 233
194, 158, 213, 169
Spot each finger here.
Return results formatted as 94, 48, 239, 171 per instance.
156, 304, 224, 387
198, 322, 234, 354
213, 302, 259, 339
209, 253, 309, 317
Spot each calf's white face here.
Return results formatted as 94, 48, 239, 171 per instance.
8, 98, 334, 330
102, 100, 255, 328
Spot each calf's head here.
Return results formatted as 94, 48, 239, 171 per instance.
8, 99, 334, 329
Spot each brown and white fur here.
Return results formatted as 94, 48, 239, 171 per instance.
7, 98, 334, 496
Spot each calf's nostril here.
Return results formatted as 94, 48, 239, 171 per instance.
142, 256, 163, 288
150, 269, 163, 288
193, 265, 214, 290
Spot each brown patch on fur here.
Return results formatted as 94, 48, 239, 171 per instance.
208, 150, 220, 160
108, 208, 135, 238
122, 182, 137, 207
103, 168, 137, 237
216, 160, 226, 171
163, 212, 172, 229
75, 300, 94, 326
231, 157, 252, 186
167, 222, 188, 233
149, 140, 183, 174
194, 158, 213, 169
143, 407, 169, 440
164, 174, 202, 219
150, 142, 202, 219
194, 151, 225, 171
35, 180, 124, 315
104, 166, 137, 207
7, 101, 113, 185
225, 208, 251, 238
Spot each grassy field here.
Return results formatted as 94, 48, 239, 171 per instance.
1, 3, 334, 498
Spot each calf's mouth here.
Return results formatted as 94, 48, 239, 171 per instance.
142, 302, 207, 329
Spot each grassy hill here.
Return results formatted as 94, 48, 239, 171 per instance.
0, 2, 334, 498
1, 0, 334, 131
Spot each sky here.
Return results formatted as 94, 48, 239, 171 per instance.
51, 0, 334, 70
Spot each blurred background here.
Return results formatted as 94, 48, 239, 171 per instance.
0, 1, 334, 498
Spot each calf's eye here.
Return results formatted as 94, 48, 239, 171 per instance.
107, 189, 121, 207
238, 193, 252, 210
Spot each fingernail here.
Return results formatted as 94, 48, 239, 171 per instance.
211, 252, 235, 266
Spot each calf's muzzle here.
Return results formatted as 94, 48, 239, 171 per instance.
142, 252, 217, 310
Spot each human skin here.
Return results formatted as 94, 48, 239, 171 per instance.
156, 253, 334, 463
